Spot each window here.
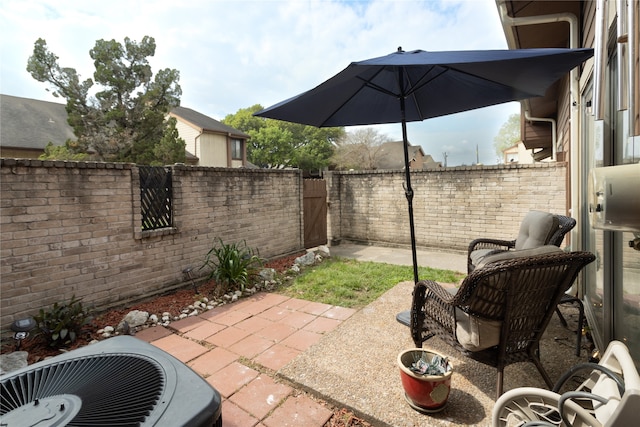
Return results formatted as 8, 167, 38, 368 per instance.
231, 139, 242, 160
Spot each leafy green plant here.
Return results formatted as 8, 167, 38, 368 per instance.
33, 295, 94, 348
200, 239, 263, 294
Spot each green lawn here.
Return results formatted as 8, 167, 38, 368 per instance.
277, 257, 464, 309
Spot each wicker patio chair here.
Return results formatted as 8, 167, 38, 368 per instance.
409, 250, 595, 399
467, 212, 583, 356
492, 340, 640, 427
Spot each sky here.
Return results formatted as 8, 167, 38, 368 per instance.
0, 0, 520, 166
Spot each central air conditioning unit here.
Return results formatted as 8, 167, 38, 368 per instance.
0, 336, 222, 426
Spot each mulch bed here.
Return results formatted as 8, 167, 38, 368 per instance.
3, 252, 303, 364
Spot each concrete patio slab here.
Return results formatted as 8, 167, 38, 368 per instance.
278, 279, 584, 427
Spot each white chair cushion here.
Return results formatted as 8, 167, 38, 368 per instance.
515, 211, 559, 250
447, 285, 501, 351
456, 309, 502, 351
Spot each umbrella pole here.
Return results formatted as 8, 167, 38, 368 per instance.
399, 103, 419, 284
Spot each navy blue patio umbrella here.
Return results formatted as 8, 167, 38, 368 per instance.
255, 47, 593, 283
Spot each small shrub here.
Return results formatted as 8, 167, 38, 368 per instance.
33, 295, 94, 348
200, 239, 263, 294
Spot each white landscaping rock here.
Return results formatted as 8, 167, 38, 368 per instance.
317, 245, 331, 258
122, 310, 149, 328
295, 252, 315, 266
259, 268, 276, 281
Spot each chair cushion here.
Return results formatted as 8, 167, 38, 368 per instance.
476, 245, 563, 269
514, 211, 559, 250
469, 248, 506, 268
455, 309, 502, 351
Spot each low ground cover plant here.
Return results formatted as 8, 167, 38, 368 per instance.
33, 295, 94, 348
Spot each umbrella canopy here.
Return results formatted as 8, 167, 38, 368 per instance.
256, 48, 593, 127
255, 47, 593, 282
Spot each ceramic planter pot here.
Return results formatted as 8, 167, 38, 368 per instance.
397, 348, 453, 413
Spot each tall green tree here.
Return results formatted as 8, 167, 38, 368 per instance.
27, 36, 184, 164
493, 113, 521, 161
39, 141, 90, 161
151, 117, 186, 166
222, 105, 344, 170
221, 104, 265, 134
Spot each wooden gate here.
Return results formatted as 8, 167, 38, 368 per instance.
303, 179, 327, 248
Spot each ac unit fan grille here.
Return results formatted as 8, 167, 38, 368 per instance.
1, 353, 165, 426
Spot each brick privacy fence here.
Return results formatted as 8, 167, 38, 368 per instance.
0, 159, 566, 330
0, 159, 303, 330
326, 162, 567, 252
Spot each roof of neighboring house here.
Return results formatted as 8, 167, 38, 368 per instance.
422, 154, 442, 168
503, 143, 520, 153
170, 106, 249, 138
376, 140, 425, 170
1, 94, 76, 150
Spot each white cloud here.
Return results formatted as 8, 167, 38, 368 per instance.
1, 0, 519, 165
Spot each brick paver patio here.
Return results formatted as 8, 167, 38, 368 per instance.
134, 292, 356, 427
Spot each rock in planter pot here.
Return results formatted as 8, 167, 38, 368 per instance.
397, 348, 453, 413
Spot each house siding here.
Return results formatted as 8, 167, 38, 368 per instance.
199, 133, 228, 167
499, 0, 640, 363
174, 119, 201, 159
170, 107, 248, 168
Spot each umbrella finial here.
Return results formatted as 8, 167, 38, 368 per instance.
397, 46, 403, 52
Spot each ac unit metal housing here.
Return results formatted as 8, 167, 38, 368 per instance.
0, 336, 222, 426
